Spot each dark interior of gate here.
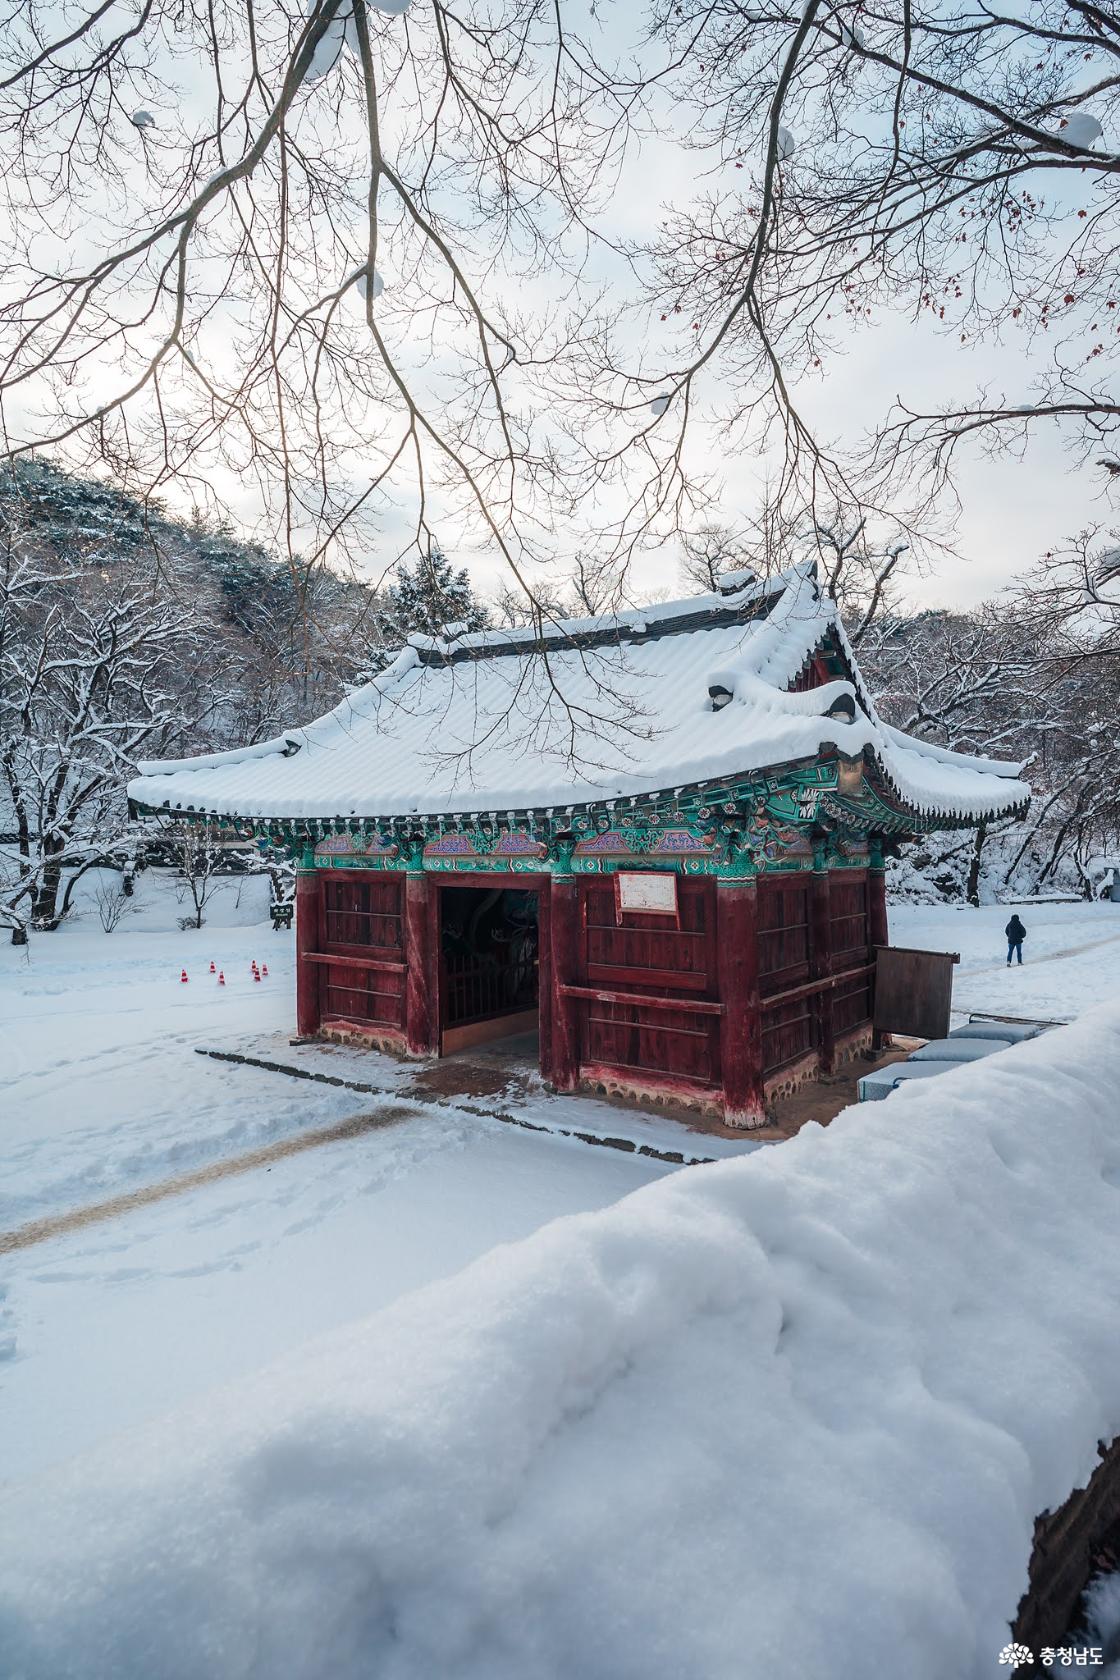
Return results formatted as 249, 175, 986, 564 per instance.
439, 884, 540, 1053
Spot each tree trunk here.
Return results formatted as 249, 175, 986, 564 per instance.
57, 859, 102, 924
966, 821, 987, 908
31, 847, 65, 928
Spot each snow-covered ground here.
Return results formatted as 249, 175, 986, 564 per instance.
2, 1102, 671, 1484
2, 875, 1120, 1678
891, 899, 1120, 1025
1, 871, 679, 1481
3, 984, 1120, 1680
1, 871, 365, 1223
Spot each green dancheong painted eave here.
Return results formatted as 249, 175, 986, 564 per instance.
132, 748, 1019, 879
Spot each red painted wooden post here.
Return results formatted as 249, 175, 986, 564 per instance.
404, 870, 439, 1055
869, 846, 889, 1050
295, 861, 323, 1038
547, 870, 581, 1091
536, 880, 554, 1081
716, 877, 766, 1127
809, 862, 835, 1072
868, 855, 889, 950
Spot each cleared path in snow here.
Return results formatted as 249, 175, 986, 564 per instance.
0, 1102, 418, 1255
891, 901, 1120, 1024
966, 926, 1120, 975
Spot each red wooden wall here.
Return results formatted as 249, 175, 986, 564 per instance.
828, 873, 874, 1041
316, 872, 407, 1035
757, 876, 812, 1073
576, 878, 721, 1091
295, 864, 878, 1114
756, 871, 873, 1077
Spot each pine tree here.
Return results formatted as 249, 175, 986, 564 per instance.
371, 549, 489, 654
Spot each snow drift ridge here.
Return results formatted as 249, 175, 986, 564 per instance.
2, 1006, 1120, 1679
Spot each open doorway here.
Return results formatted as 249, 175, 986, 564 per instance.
439, 884, 540, 1055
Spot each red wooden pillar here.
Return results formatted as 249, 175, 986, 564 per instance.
869, 858, 889, 951
536, 881, 554, 1080
869, 847, 889, 1050
404, 870, 439, 1055
809, 863, 835, 1072
716, 877, 766, 1127
295, 863, 323, 1039
545, 871, 581, 1091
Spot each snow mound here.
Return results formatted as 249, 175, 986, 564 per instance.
303, 0, 409, 83
353, 267, 385, 302
2, 1004, 1120, 1678
1061, 111, 1104, 150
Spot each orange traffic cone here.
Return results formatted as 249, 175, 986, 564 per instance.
218, 970, 225, 986
253, 969, 261, 982
261, 964, 269, 977
180, 969, 189, 983
209, 961, 216, 974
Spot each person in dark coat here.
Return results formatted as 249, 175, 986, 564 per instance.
1005, 914, 1026, 966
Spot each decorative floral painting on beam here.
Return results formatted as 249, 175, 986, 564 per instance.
315, 832, 398, 860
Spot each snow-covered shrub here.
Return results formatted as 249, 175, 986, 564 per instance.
93, 881, 132, 933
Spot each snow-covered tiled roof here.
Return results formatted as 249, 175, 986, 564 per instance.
128, 564, 1030, 824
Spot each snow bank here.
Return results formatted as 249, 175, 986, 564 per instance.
3, 1005, 1120, 1679
1080, 1571, 1120, 1671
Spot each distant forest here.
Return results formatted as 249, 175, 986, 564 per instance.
2, 460, 1118, 942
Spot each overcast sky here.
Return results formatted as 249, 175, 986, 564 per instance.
389, 8, 1105, 616
4, 0, 1107, 615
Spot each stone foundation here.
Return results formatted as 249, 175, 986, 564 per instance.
761, 1024, 874, 1106
831, 1025, 874, 1069
764, 1050, 821, 1105
316, 1021, 413, 1058
577, 1066, 726, 1126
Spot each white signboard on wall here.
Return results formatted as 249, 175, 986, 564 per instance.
616, 871, 678, 917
